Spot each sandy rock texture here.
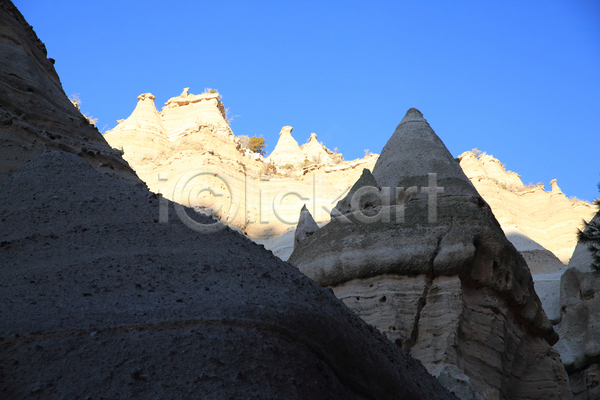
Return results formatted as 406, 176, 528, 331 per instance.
555, 212, 600, 400
459, 151, 595, 265
0, 0, 142, 187
267, 126, 306, 166
301, 132, 333, 164
289, 108, 570, 399
104, 94, 379, 244
0, 151, 458, 399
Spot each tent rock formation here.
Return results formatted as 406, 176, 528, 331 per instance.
289, 108, 571, 399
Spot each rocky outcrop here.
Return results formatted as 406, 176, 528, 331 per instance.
555, 211, 600, 400
302, 132, 333, 164
103, 93, 170, 164
160, 88, 233, 141
459, 151, 596, 265
105, 97, 379, 241
266, 126, 306, 166
294, 204, 319, 249
0, 0, 142, 187
0, 150, 459, 399
289, 108, 570, 399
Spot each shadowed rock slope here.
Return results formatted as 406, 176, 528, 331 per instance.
0, 0, 142, 187
555, 211, 600, 400
290, 108, 570, 399
0, 152, 456, 399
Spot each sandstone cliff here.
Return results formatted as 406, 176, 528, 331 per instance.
459, 151, 595, 265
104, 93, 379, 251
289, 108, 571, 399
0, 0, 142, 187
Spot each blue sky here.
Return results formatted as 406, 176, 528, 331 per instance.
15, 0, 600, 201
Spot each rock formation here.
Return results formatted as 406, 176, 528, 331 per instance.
103, 93, 170, 164
105, 97, 379, 247
294, 204, 319, 249
0, 0, 141, 187
1, 4, 459, 397
459, 150, 595, 265
289, 108, 570, 399
302, 132, 333, 164
0, 151, 456, 399
555, 211, 600, 400
266, 126, 306, 166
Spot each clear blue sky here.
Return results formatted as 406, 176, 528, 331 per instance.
15, 0, 600, 201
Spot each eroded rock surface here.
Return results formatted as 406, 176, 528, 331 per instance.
555, 212, 600, 400
289, 108, 570, 399
0, 0, 142, 187
266, 126, 306, 166
459, 151, 595, 265
0, 151, 457, 400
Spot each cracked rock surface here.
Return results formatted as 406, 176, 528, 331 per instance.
289, 108, 570, 399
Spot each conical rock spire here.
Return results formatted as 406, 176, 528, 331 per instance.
267, 126, 306, 166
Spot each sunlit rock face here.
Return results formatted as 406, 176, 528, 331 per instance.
266, 126, 306, 166
289, 108, 570, 400
0, 0, 142, 187
555, 212, 600, 400
458, 151, 595, 265
302, 132, 333, 164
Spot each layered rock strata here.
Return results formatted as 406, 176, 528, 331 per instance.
105, 99, 379, 242
0, 0, 141, 187
266, 126, 306, 166
555, 211, 600, 400
459, 151, 595, 265
0, 150, 457, 399
289, 108, 570, 399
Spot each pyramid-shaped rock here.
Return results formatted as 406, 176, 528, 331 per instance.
104, 93, 170, 162
302, 132, 333, 164
289, 108, 570, 399
266, 126, 306, 166
0, 152, 456, 399
294, 204, 320, 249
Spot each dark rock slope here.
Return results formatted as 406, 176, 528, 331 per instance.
0, 0, 142, 186
0, 151, 459, 399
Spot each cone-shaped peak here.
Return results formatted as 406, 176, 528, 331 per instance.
267, 126, 305, 166
372, 108, 476, 197
302, 132, 333, 164
294, 204, 320, 249
399, 108, 425, 125
331, 169, 379, 217
106, 92, 165, 137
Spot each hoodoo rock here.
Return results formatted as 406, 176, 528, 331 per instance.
555, 211, 600, 400
0, 0, 142, 187
266, 126, 306, 166
302, 132, 333, 164
0, 3, 459, 398
103, 93, 170, 164
289, 108, 570, 399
